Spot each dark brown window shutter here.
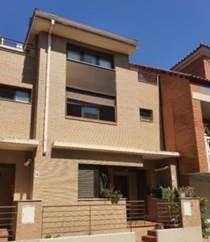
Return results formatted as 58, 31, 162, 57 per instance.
78, 167, 99, 198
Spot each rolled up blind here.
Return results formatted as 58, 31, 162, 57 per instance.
78, 168, 99, 198
66, 91, 115, 107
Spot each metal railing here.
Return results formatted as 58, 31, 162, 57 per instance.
41, 203, 127, 238
157, 201, 181, 227
0, 205, 17, 240
126, 200, 146, 221
0, 36, 34, 51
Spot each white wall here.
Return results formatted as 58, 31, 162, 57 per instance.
157, 227, 202, 242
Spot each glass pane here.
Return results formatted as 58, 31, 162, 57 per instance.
15, 90, 30, 103
68, 49, 81, 61
140, 108, 153, 121
99, 58, 112, 69
67, 102, 81, 117
82, 106, 99, 119
0, 87, 14, 100
100, 106, 115, 122
83, 53, 97, 65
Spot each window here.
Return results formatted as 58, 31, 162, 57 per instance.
0, 85, 31, 103
99, 57, 112, 69
67, 48, 80, 61
83, 53, 97, 65
139, 108, 153, 122
82, 106, 100, 119
78, 166, 99, 198
67, 44, 114, 69
67, 99, 115, 122
78, 165, 108, 199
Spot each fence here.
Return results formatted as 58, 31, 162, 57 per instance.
0, 205, 17, 240
41, 203, 128, 238
126, 200, 146, 221
157, 201, 181, 227
0, 36, 34, 51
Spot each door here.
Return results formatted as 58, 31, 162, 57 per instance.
0, 165, 15, 206
113, 175, 128, 198
137, 170, 147, 200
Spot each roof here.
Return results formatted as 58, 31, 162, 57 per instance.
25, 9, 138, 55
130, 63, 210, 86
171, 43, 210, 70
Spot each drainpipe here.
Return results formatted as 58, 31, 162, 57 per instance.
43, 19, 55, 155
157, 74, 166, 150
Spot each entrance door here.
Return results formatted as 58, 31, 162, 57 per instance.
0, 165, 15, 206
137, 170, 147, 200
114, 175, 128, 198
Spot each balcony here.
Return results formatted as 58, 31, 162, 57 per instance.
0, 36, 33, 52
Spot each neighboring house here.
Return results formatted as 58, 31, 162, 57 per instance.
171, 44, 210, 220
0, 9, 208, 241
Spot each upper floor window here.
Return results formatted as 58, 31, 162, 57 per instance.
67, 99, 115, 122
82, 106, 100, 119
0, 85, 31, 103
67, 44, 114, 70
139, 108, 153, 122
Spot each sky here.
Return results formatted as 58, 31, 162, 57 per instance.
1, 0, 210, 69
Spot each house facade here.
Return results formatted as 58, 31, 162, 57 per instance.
0, 9, 208, 241
171, 44, 210, 219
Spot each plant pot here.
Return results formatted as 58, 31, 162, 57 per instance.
180, 192, 185, 199
168, 223, 179, 228
111, 197, 120, 204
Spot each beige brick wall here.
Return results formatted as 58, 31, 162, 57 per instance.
41, 200, 127, 237
0, 47, 35, 139
0, 47, 35, 87
0, 33, 163, 206
40, 34, 161, 151
0, 100, 32, 139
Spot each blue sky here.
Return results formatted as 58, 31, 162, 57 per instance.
1, 0, 210, 68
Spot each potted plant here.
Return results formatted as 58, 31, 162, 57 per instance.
162, 187, 180, 228
100, 187, 122, 204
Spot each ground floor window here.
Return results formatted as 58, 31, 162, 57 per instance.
78, 165, 108, 199
78, 165, 148, 200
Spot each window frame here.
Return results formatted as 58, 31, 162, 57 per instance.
0, 84, 31, 104
66, 44, 114, 70
66, 98, 116, 124
139, 108, 153, 122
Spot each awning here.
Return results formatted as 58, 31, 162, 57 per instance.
0, 138, 39, 151
52, 141, 180, 160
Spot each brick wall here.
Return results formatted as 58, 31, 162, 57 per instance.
160, 74, 200, 183
179, 57, 206, 78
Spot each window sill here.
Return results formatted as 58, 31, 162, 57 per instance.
78, 198, 126, 202
66, 115, 117, 126
140, 119, 153, 123
67, 59, 115, 72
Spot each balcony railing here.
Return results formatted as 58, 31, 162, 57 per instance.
0, 205, 17, 241
0, 36, 34, 51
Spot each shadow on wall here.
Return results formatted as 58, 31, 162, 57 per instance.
22, 50, 36, 85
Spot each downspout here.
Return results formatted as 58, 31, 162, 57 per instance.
43, 19, 55, 155
157, 74, 165, 151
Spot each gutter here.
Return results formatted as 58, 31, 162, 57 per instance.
43, 19, 55, 155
